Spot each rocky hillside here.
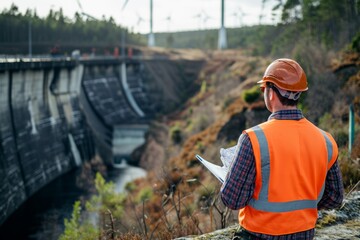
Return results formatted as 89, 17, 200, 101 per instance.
63, 45, 359, 240
125, 46, 360, 239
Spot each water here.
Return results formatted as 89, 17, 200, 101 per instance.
112, 125, 148, 166
109, 163, 146, 193
0, 165, 146, 240
0, 125, 148, 239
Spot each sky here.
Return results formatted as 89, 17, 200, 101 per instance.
0, 0, 280, 34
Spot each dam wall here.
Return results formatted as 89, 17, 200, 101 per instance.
0, 56, 204, 225
0, 59, 94, 225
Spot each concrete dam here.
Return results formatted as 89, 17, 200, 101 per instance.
0, 55, 204, 225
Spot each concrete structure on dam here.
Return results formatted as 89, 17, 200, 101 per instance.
0, 55, 204, 225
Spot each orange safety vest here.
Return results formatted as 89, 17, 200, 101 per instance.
240, 118, 338, 235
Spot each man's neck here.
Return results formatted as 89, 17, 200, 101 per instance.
271, 105, 297, 113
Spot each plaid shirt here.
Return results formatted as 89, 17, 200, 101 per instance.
221, 109, 344, 239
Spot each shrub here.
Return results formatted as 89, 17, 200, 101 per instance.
338, 148, 360, 190
335, 131, 348, 148
194, 115, 211, 132
59, 201, 98, 240
242, 86, 261, 103
350, 31, 360, 52
117, 232, 143, 240
86, 173, 126, 219
350, 132, 360, 160
125, 181, 137, 193
136, 186, 154, 203
200, 80, 207, 94
197, 184, 216, 213
316, 212, 337, 228
195, 141, 205, 153
170, 124, 182, 144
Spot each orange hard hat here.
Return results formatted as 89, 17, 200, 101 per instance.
257, 58, 308, 92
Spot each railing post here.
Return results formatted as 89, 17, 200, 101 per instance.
349, 103, 355, 155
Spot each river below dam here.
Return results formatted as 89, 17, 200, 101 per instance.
0, 164, 146, 239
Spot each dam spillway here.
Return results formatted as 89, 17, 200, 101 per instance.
0, 55, 204, 225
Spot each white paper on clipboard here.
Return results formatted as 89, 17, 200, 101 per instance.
195, 154, 228, 183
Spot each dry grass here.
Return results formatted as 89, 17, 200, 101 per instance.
109, 49, 360, 239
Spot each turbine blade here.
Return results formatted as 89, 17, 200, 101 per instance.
76, 0, 84, 12
122, 0, 130, 11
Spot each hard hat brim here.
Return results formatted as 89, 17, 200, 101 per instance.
257, 79, 266, 88
257, 79, 308, 92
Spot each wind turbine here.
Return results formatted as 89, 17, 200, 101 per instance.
148, 0, 155, 46
122, 0, 155, 47
231, 11, 238, 27
239, 8, 247, 27
121, 0, 130, 10
164, 14, 171, 32
136, 12, 145, 29
137, 15, 145, 26
119, 0, 146, 117
76, 0, 98, 20
202, 10, 212, 29
120, 0, 133, 57
193, 12, 203, 29
218, 0, 227, 49
258, 0, 266, 25
232, 7, 246, 27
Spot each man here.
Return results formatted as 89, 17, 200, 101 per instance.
221, 58, 344, 239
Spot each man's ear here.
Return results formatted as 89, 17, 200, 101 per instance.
269, 88, 274, 101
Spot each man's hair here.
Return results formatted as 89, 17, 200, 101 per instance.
266, 82, 299, 106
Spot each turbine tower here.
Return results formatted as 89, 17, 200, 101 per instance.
148, 0, 155, 47
218, 0, 227, 49
122, 0, 155, 47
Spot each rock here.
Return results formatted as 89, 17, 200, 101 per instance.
176, 191, 360, 240
315, 191, 360, 239
175, 225, 238, 240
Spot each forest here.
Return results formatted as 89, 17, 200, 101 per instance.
156, 0, 360, 55
1, 1, 359, 57
0, 3, 145, 55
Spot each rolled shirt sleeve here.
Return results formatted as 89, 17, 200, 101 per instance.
318, 160, 344, 209
221, 132, 256, 210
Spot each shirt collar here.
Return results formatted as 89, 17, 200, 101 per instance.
268, 109, 304, 121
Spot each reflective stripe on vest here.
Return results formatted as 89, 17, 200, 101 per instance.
248, 125, 333, 213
